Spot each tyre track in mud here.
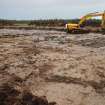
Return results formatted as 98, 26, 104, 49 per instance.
45, 75, 105, 94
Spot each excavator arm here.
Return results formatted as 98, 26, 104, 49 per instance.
78, 12, 103, 26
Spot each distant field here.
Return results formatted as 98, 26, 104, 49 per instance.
0, 19, 102, 33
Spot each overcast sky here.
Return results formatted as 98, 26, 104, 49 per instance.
0, 0, 105, 20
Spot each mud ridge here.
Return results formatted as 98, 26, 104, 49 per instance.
75, 37, 105, 48
45, 75, 105, 94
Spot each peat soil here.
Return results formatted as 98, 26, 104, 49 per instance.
0, 29, 105, 105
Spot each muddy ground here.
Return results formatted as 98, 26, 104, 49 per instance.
0, 29, 105, 105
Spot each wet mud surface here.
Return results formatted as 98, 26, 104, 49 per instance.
0, 29, 105, 105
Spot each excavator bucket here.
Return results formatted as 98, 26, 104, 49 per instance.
102, 11, 105, 30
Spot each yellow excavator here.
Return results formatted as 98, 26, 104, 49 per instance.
66, 11, 105, 33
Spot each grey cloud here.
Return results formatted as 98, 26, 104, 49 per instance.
0, 0, 105, 19
1, 0, 105, 8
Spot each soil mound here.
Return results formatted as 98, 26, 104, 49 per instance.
0, 83, 56, 105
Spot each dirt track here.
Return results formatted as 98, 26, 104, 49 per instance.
0, 29, 105, 105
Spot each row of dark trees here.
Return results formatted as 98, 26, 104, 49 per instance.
0, 19, 101, 27
0, 19, 30, 26
29, 19, 65, 26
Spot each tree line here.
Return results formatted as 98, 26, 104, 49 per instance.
0, 19, 101, 27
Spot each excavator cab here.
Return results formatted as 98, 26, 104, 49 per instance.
66, 23, 79, 33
